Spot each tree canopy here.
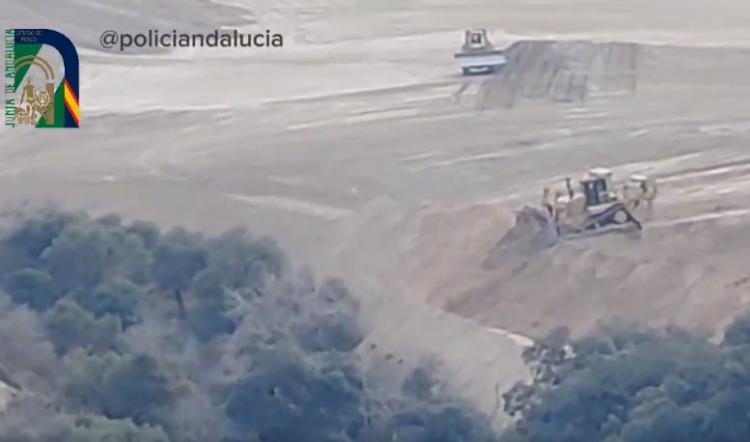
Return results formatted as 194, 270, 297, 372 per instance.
503, 318, 750, 442
0, 209, 494, 441
7, 208, 747, 441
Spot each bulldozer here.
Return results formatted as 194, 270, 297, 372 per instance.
454, 29, 507, 75
485, 167, 656, 267
542, 167, 657, 237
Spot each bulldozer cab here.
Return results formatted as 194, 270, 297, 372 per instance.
580, 177, 607, 207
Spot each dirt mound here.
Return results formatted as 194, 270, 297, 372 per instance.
444, 216, 750, 339
323, 200, 530, 427
329, 199, 517, 305
477, 40, 640, 108
483, 205, 559, 270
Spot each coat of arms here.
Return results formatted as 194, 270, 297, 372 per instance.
15, 59, 56, 126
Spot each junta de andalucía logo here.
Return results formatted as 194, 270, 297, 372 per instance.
4, 29, 80, 128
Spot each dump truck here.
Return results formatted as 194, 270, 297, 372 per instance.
454, 29, 506, 75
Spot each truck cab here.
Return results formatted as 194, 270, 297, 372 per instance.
463, 30, 491, 51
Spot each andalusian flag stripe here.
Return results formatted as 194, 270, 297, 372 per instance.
64, 79, 80, 126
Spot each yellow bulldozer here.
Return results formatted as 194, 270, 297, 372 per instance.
542, 167, 657, 237
484, 167, 656, 267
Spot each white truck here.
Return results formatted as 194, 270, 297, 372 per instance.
454, 29, 506, 75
